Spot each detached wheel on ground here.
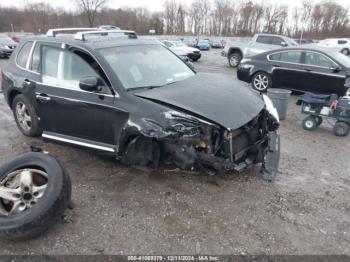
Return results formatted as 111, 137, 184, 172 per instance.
302, 116, 318, 131
228, 52, 242, 68
0, 153, 71, 240
251, 72, 272, 92
12, 94, 42, 137
333, 121, 349, 137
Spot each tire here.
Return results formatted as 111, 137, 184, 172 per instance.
333, 121, 349, 137
251, 72, 272, 92
341, 49, 349, 56
228, 52, 242, 68
0, 153, 71, 240
12, 94, 42, 137
302, 116, 317, 131
315, 116, 323, 126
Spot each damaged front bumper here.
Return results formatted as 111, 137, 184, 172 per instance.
178, 131, 280, 180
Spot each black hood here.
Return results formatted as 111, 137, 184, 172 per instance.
135, 73, 265, 130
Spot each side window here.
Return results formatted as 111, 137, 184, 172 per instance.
338, 40, 347, 45
304, 52, 337, 68
42, 46, 105, 91
271, 37, 284, 46
16, 41, 33, 68
268, 52, 281, 61
30, 43, 40, 73
279, 51, 302, 63
256, 36, 272, 44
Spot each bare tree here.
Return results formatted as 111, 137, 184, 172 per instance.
74, 0, 108, 27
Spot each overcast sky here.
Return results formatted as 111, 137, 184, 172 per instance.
1, 0, 349, 12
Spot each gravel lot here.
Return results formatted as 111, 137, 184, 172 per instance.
0, 49, 349, 255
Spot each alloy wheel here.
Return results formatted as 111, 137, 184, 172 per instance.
0, 169, 48, 216
16, 102, 32, 132
229, 55, 240, 67
253, 74, 269, 91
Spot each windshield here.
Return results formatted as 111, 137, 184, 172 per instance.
99, 45, 195, 90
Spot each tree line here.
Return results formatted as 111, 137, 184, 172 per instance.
0, 0, 349, 38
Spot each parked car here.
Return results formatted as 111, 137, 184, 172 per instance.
196, 40, 211, 51
211, 40, 223, 49
293, 38, 315, 45
162, 40, 201, 61
98, 25, 121, 30
183, 38, 197, 47
1, 27, 280, 179
316, 38, 350, 55
8, 32, 35, 43
222, 33, 298, 68
0, 36, 17, 58
237, 47, 350, 96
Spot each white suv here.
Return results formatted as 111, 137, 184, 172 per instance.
317, 38, 350, 55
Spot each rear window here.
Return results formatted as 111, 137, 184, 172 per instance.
256, 36, 272, 44
338, 40, 347, 45
16, 41, 33, 68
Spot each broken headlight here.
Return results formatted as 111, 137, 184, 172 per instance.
262, 94, 280, 123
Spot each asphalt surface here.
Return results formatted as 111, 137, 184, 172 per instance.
0, 49, 350, 255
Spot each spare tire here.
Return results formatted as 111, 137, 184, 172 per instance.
0, 152, 71, 240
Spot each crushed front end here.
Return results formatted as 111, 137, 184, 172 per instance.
159, 109, 280, 181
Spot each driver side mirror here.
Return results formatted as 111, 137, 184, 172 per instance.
79, 76, 103, 92
281, 41, 288, 47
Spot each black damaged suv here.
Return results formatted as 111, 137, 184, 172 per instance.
1, 28, 280, 179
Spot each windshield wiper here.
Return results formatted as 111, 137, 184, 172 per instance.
128, 81, 177, 91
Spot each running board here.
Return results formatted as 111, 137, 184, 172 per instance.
42, 132, 115, 152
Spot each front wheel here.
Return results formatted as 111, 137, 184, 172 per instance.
228, 52, 242, 68
251, 72, 272, 92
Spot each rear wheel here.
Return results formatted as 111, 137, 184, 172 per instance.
302, 116, 317, 131
251, 72, 272, 92
333, 122, 349, 137
228, 52, 242, 68
12, 95, 42, 137
341, 49, 349, 56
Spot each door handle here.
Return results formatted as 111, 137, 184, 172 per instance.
273, 64, 280, 68
36, 94, 51, 102
23, 79, 32, 87
305, 68, 313, 72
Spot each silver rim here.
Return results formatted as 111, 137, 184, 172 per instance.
305, 120, 314, 129
16, 102, 32, 131
342, 49, 348, 55
230, 55, 239, 67
0, 169, 48, 217
253, 74, 269, 91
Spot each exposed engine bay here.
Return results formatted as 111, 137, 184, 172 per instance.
120, 108, 280, 181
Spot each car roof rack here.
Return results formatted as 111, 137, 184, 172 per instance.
74, 29, 137, 41
46, 28, 137, 41
46, 28, 97, 37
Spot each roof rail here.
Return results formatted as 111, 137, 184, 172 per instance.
46, 28, 97, 37
74, 30, 137, 41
